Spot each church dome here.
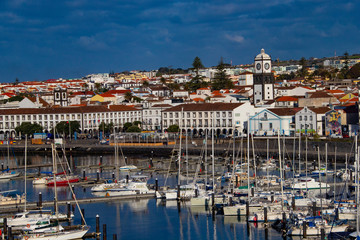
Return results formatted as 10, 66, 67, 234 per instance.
255, 48, 271, 60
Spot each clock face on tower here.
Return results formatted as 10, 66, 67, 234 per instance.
264, 63, 270, 70
256, 63, 261, 70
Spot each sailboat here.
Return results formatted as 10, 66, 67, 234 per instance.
0, 140, 20, 179
21, 144, 89, 240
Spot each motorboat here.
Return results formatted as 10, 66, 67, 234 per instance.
119, 165, 137, 171
105, 175, 154, 196
290, 177, 330, 190
91, 179, 129, 192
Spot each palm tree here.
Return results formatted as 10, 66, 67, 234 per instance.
124, 91, 133, 102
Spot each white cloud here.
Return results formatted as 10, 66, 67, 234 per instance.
225, 34, 245, 43
78, 36, 107, 50
0, 12, 23, 23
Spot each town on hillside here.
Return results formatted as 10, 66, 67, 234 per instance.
1, 49, 360, 141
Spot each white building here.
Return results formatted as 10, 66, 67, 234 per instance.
162, 102, 254, 136
249, 108, 301, 136
142, 104, 172, 131
238, 72, 253, 86
295, 106, 330, 136
0, 105, 141, 137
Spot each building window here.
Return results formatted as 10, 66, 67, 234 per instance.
199, 112, 202, 118
299, 116, 302, 121
259, 123, 263, 130
304, 116, 307, 121
310, 116, 313, 121
164, 113, 167, 118
269, 123, 273, 130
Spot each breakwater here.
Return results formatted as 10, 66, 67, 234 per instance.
0, 137, 356, 162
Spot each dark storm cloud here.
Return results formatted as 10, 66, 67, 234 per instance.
0, 0, 359, 81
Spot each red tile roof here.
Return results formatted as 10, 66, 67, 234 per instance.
100, 92, 116, 98
163, 103, 245, 112
276, 96, 298, 102
268, 107, 302, 116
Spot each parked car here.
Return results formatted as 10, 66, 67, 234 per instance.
330, 134, 343, 139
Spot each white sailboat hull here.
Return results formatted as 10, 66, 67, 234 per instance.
288, 225, 348, 236
223, 205, 263, 216
23, 228, 89, 240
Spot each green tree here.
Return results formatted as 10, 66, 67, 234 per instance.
339, 52, 350, 79
298, 57, 308, 78
123, 122, 133, 131
94, 83, 101, 92
124, 91, 133, 102
167, 83, 180, 91
186, 56, 207, 92
126, 125, 141, 132
167, 124, 179, 133
55, 121, 80, 136
15, 122, 43, 136
347, 63, 360, 79
192, 56, 205, 73
98, 122, 114, 134
160, 77, 167, 85
211, 57, 233, 90
343, 52, 349, 71
142, 80, 150, 88
133, 121, 142, 126
8, 95, 25, 102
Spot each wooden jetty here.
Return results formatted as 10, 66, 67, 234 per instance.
0, 193, 155, 214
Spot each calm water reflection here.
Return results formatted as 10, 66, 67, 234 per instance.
1, 153, 285, 240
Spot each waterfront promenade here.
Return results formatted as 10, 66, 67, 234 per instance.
0, 137, 355, 162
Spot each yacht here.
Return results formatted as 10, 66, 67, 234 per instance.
290, 177, 330, 190
105, 175, 154, 196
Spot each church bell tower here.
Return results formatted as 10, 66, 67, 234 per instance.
253, 48, 275, 106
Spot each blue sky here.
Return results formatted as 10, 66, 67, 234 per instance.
0, 0, 359, 82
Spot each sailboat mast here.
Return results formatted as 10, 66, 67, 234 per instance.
317, 146, 323, 223
334, 146, 336, 203
277, 131, 284, 210
51, 144, 59, 227
325, 143, 328, 175
24, 134, 27, 212
251, 134, 256, 189
298, 133, 301, 176
267, 138, 269, 191
186, 121, 188, 185
231, 126, 236, 193
356, 135, 359, 236
211, 111, 215, 193
178, 108, 183, 186
205, 130, 207, 186
305, 136, 308, 190
247, 117, 250, 203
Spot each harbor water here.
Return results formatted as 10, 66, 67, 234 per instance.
0, 153, 290, 240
